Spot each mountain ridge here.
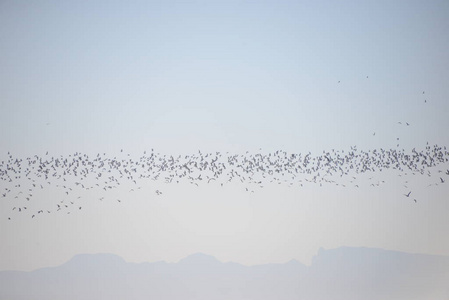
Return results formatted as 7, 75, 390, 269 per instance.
1, 247, 448, 300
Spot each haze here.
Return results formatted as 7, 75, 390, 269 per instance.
1, 0, 449, 280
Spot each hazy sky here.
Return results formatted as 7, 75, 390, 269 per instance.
1, 0, 449, 271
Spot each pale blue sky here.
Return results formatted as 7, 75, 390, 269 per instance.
1, 0, 448, 155
1, 0, 449, 271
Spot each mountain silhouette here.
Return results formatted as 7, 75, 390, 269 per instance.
1, 247, 448, 300
178, 252, 222, 265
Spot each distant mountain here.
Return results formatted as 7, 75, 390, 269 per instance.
178, 252, 222, 266
1, 247, 448, 300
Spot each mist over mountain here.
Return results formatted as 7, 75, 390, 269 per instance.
1, 247, 448, 300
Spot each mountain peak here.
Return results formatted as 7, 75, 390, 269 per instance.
63, 253, 126, 269
285, 259, 303, 266
178, 253, 221, 265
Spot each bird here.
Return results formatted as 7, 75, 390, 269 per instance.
404, 191, 411, 197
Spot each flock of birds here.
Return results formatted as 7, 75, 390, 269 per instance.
1, 142, 448, 220
1, 86, 447, 220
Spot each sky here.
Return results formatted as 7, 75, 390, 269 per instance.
1, 0, 449, 272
